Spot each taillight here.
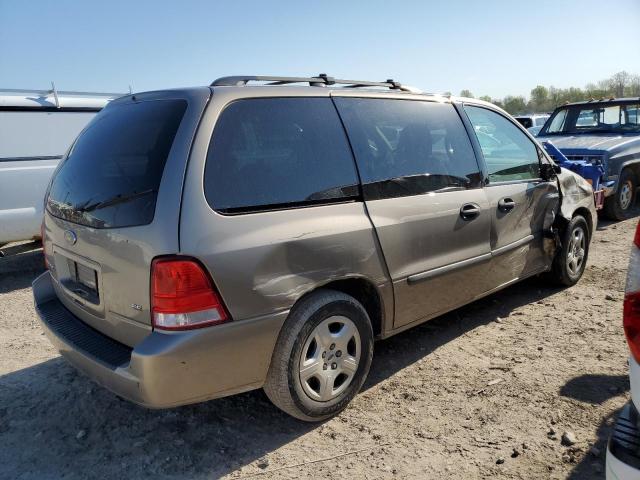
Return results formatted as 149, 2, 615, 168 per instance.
624, 221, 640, 363
151, 257, 229, 331
41, 220, 48, 269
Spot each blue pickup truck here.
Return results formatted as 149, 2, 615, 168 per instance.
537, 98, 640, 220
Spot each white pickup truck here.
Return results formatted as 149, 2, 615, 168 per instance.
0, 88, 120, 249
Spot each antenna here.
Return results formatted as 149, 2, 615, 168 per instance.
50, 81, 60, 108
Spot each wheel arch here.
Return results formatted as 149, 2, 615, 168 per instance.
295, 277, 385, 338
616, 160, 640, 186
572, 207, 594, 240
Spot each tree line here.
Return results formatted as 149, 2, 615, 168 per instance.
458, 71, 640, 115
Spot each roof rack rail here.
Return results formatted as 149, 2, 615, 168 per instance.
211, 73, 418, 92
0, 88, 124, 98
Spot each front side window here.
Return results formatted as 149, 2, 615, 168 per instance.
464, 105, 540, 183
334, 98, 482, 200
546, 108, 568, 133
204, 98, 359, 213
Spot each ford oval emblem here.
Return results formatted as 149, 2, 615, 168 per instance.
64, 230, 77, 245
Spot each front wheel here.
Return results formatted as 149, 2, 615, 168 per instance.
604, 169, 636, 220
263, 290, 374, 422
549, 215, 590, 287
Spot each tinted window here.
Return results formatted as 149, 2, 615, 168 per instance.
205, 98, 358, 213
464, 106, 540, 183
334, 98, 481, 200
47, 99, 187, 228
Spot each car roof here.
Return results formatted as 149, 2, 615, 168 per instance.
557, 97, 640, 107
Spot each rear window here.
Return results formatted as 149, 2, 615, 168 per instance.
47, 99, 187, 228
204, 98, 359, 214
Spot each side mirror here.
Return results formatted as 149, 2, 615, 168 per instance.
540, 163, 560, 181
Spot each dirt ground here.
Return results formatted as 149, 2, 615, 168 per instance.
0, 216, 636, 480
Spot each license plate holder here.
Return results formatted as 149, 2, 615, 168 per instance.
75, 262, 98, 293
61, 257, 100, 304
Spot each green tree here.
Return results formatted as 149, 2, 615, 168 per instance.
459, 89, 474, 98
610, 71, 631, 97
502, 95, 527, 115
625, 74, 640, 96
529, 85, 549, 112
483, 71, 638, 112
478, 95, 492, 103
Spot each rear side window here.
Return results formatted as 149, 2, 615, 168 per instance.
47, 99, 187, 228
204, 98, 359, 214
334, 98, 482, 200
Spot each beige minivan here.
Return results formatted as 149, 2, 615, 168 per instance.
33, 74, 597, 421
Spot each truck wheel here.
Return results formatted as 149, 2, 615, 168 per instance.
264, 290, 374, 422
550, 215, 590, 287
604, 169, 636, 220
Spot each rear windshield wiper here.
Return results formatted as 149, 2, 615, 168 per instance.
76, 189, 156, 213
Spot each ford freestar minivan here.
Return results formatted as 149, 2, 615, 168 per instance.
33, 75, 597, 421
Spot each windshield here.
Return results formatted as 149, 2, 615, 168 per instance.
47, 99, 187, 228
542, 102, 640, 135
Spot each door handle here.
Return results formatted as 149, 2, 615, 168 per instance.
460, 203, 480, 220
498, 197, 516, 212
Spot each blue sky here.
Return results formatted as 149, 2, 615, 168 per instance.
1, 0, 639, 99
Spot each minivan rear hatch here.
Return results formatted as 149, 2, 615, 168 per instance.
42, 88, 210, 347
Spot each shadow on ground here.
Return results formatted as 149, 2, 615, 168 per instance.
561, 374, 629, 479
561, 374, 629, 405
0, 272, 566, 479
0, 241, 45, 294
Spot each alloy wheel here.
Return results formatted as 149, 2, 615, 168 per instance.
299, 316, 361, 402
566, 225, 586, 277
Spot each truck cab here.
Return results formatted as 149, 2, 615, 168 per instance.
537, 98, 640, 220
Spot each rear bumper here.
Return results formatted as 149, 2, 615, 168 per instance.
33, 271, 288, 408
607, 402, 640, 479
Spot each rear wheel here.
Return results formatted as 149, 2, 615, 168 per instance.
604, 169, 636, 220
263, 290, 374, 422
550, 215, 589, 286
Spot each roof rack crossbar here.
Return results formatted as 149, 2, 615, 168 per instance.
211, 74, 412, 91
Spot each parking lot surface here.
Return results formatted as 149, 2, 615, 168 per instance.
0, 218, 635, 479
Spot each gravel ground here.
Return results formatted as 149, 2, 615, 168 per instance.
0, 217, 636, 479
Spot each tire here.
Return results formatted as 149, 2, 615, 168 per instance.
549, 215, 590, 287
604, 168, 636, 220
263, 290, 374, 422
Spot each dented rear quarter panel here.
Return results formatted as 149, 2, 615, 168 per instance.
179, 86, 393, 332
